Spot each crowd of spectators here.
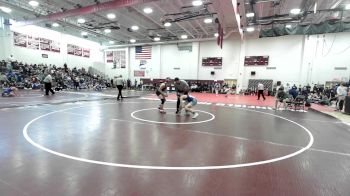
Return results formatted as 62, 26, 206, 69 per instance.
274, 82, 349, 110
0, 59, 111, 92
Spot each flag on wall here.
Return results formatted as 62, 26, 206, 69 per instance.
135, 46, 152, 59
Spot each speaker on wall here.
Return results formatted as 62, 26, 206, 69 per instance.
211, 71, 215, 75
251, 71, 256, 76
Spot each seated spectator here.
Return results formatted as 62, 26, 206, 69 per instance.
289, 87, 298, 99
275, 85, 288, 110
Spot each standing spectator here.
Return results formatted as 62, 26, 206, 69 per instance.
336, 83, 348, 111
127, 79, 131, 90
43, 73, 55, 96
116, 75, 124, 101
214, 82, 220, 96
257, 82, 266, 100
110, 79, 114, 88
174, 77, 190, 114
74, 76, 80, 90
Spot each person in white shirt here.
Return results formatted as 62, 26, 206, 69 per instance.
43, 74, 55, 95
257, 83, 266, 100
116, 75, 124, 100
336, 83, 348, 111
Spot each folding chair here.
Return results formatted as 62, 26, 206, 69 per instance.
284, 94, 294, 110
294, 95, 306, 111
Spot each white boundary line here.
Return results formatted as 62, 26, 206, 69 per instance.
23, 102, 314, 170
131, 108, 215, 125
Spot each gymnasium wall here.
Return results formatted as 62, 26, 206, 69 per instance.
120, 34, 242, 82
1, 21, 350, 87
301, 32, 350, 85
242, 35, 305, 88
0, 24, 104, 70
241, 32, 350, 89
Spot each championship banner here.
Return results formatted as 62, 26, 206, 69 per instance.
13, 31, 61, 53
27, 36, 40, 50
74, 46, 82, 56
67, 44, 89, 57
50, 41, 60, 53
40, 38, 51, 51
83, 49, 90, 58
13, 32, 27, 47
106, 50, 126, 69
114, 50, 126, 68
67, 44, 75, 55
134, 70, 145, 77
106, 51, 113, 63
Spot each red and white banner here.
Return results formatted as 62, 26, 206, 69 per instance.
74, 46, 82, 56
67, 44, 75, 55
134, 70, 145, 77
14, 32, 27, 47
106, 51, 114, 63
83, 49, 90, 58
40, 38, 51, 51
67, 44, 89, 58
50, 41, 60, 53
105, 50, 126, 69
13, 32, 61, 53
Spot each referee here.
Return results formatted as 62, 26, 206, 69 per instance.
116, 75, 124, 101
174, 77, 190, 114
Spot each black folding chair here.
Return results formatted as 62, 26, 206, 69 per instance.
294, 95, 306, 111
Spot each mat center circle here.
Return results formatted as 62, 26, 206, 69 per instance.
130, 108, 215, 124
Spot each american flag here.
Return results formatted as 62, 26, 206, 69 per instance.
135, 46, 152, 59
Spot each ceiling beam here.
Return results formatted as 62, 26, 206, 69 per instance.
128, 6, 178, 36
152, 2, 195, 38
14, 0, 159, 26
0, 0, 121, 43
60, 0, 150, 41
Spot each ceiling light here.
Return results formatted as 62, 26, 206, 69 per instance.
204, 18, 213, 24
29, 1, 39, 7
164, 22, 171, 27
214, 33, 219, 37
52, 23, 59, 27
130, 39, 136, 43
286, 24, 292, 28
290, 8, 301, 15
109, 41, 115, 44
192, 0, 203, 6
346, 4, 350, 10
131, 25, 139, 31
77, 18, 85, 24
154, 37, 160, 41
181, 35, 188, 39
0, 7, 12, 13
107, 13, 116, 19
143, 7, 153, 14
81, 32, 88, 36
104, 29, 111, 33
246, 27, 255, 32
246, 12, 255, 18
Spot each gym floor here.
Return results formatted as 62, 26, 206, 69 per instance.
0, 90, 349, 196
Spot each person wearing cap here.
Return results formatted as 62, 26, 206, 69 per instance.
156, 78, 169, 113
174, 77, 190, 114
